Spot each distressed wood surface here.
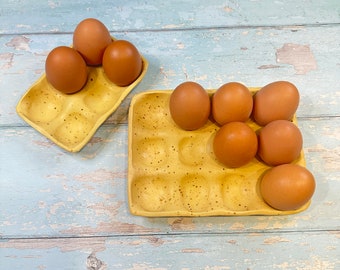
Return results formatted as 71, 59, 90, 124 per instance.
1, 1, 340, 269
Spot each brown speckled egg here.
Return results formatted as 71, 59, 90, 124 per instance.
169, 81, 211, 131
260, 164, 315, 211
253, 81, 300, 126
45, 46, 88, 94
212, 82, 253, 125
102, 40, 143, 86
257, 119, 303, 166
73, 18, 112, 66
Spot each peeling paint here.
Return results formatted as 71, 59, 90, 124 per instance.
61, 221, 160, 235
73, 168, 126, 183
223, 6, 233, 12
87, 201, 122, 217
5, 36, 30, 51
0, 52, 14, 69
229, 222, 245, 230
182, 248, 205, 253
257, 64, 281, 69
276, 43, 317, 74
0, 237, 107, 253
263, 236, 290, 244
168, 217, 195, 231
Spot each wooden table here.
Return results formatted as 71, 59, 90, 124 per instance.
1, 1, 339, 269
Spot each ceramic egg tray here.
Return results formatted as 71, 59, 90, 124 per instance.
127, 89, 309, 217
16, 56, 148, 152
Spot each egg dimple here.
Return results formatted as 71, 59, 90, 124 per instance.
131, 176, 170, 212
23, 87, 63, 123
53, 112, 93, 147
180, 174, 210, 212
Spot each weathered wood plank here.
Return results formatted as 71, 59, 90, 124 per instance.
1, 0, 339, 34
1, 25, 339, 127
1, 231, 339, 269
1, 1, 339, 268
1, 118, 339, 238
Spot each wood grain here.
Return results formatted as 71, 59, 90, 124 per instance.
1, 0, 339, 269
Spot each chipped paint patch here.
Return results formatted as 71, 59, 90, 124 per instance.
73, 168, 126, 183
223, 6, 233, 12
263, 236, 290, 244
32, 140, 55, 148
182, 248, 205, 253
6, 36, 30, 51
61, 221, 160, 235
257, 64, 281, 69
0, 237, 107, 252
168, 217, 195, 231
276, 43, 317, 74
0, 52, 14, 69
229, 222, 245, 230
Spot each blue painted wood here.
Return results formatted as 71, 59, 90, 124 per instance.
1, 0, 339, 34
0, 0, 339, 269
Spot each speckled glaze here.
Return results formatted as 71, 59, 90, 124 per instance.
128, 90, 309, 217
16, 54, 148, 152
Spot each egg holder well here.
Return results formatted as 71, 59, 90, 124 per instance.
16, 56, 148, 152
127, 89, 309, 217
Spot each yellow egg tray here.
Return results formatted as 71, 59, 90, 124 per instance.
128, 89, 310, 217
16, 56, 148, 152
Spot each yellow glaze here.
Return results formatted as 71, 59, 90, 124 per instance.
16, 55, 148, 152
128, 89, 310, 217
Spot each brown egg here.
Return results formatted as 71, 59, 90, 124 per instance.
102, 40, 142, 86
212, 82, 253, 125
213, 122, 258, 168
169, 81, 211, 131
45, 46, 88, 94
257, 120, 303, 166
253, 81, 300, 126
73, 18, 112, 66
260, 164, 316, 211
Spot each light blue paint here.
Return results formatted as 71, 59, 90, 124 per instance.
0, 0, 339, 269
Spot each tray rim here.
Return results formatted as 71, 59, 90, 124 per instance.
16, 54, 148, 152
127, 89, 310, 217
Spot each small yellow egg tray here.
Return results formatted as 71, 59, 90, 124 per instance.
128, 90, 310, 217
16, 56, 148, 152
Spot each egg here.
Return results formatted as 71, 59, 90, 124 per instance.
169, 81, 211, 130
45, 46, 88, 94
212, 82, 253, 125
260, 164, 316, 211
257, 120, 303, 166
73, 18, 112, 66
253, 81, 300, 126
102, 40, 143, 86
213, 122, 258, 168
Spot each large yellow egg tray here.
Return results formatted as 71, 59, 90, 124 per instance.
16, 56, 148, 152
128, 89, 309, 217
